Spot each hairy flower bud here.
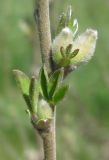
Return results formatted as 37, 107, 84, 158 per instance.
52, 27, 98, 67
70, 29, 98, 65
52, 27, 73, 64
37, 99, 52, 120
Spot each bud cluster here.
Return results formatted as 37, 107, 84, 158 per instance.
52, 6, 98, 69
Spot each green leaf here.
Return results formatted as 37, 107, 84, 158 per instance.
60, 47, 66, 58
40, 66, 49, 100
13, 69, 30, 95
71, 18, 78, 36
23, 94, 32, 112
66, 44, 73, 56
53, 85, 69, 104
48, 69, 64, 99
57, 13, 66, 34
69, 49, 79, 59
29, 76, 39, 114
66, 6, 78, 36
56, 6, 78, 36
66, 6, 73, 26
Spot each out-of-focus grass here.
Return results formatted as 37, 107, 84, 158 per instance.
0, 0, 109, 159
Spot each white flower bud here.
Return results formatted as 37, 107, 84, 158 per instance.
70, 29, 98, 64
52, 27, 73, 64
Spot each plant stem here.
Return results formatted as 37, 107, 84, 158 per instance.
34, 0, 56, 160
42, 108, 56, 160
35, 0, 52, 73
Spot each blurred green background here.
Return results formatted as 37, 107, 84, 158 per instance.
0, 0, 109, 159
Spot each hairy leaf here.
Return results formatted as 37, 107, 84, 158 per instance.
69, 49, 79, 59
37, 99, 52, 120
23, 94, 32, 112
53, 85, 69, 104
66, 6, 78, 36
13, 69, 30, 95
57, 13, 66, 34
48, 69, 63, 99
40, 66, 49, 100
66, 44, 73, 56
29, 76, 39, 114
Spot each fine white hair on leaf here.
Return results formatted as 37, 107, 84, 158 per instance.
37, 99, 52, 119
70, 28, 98, 64
69, 6, 72, 17
73, 19, 78, 36
52, 27, 73, 63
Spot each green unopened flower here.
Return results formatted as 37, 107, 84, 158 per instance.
52, 27, 98, 67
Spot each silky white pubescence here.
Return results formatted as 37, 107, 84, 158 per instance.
70, 29, 98, 64
52, 27, 73, 64
37, 99, 52, 120
52, 27, 98, 66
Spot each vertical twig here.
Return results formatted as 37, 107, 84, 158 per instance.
34, 0, 56, 160
35, 0, 52, 73
42, 108, 56, 160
